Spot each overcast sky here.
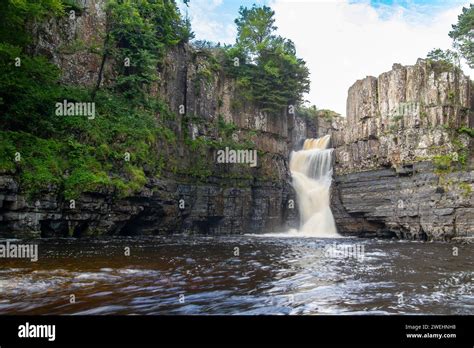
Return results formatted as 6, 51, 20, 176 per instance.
180, 0, 473, 115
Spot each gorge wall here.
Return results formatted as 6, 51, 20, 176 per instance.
329, 60, 474, 241
1, 1, 472, 241
0, 0, 304, 238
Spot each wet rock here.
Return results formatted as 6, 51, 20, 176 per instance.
332, 162, 473, 241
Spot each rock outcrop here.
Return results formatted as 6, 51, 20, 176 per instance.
0, 174, 294, 237
333, 60, 473, 173
1, 1, 472, 241
30, 0, 108, 87
0, 1, 302, 238
330, 60, 473, 241
332, 162, 473, 240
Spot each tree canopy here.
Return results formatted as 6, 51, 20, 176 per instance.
235, 5, 277, 60
104, 0, 193, 100
0, 0, 190, 199
224, 5, 310, 113
449, 3, 474, 68
0, 0, 64, 46
426, 48, 460, 72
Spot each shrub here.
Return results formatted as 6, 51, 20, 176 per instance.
458, 126, 474, 138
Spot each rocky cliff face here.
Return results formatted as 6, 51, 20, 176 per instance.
333, 60, 473, 173
332, 162, 473, 240
0, 0, 304, 238
330, 60, 473, 241
1, 1, 472, 241
30, 0, 108, 87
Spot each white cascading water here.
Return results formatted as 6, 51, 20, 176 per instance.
289, 134, 339, 237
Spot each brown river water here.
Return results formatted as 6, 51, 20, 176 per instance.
0, 236, 472, 315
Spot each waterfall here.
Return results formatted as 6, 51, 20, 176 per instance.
289, 134, 339, 237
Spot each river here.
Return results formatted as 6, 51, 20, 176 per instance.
0, 236, 472, 315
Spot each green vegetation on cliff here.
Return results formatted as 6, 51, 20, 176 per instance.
0, 1, 300, 199
222, 5, 310, 112
426, 48, 461, 73
458, 126, 474, 138
97, 0, 193, 100
0, 0, 187, 199
294, 105, 341, 123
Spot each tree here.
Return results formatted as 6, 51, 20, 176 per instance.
92, 0, 194, 101
229, 5, 310, 112
0, 0, 64, 133
449, 4, 474, 68
0, 0, 63, 46
426, 48, 460, 68
235, 5, 276, 59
